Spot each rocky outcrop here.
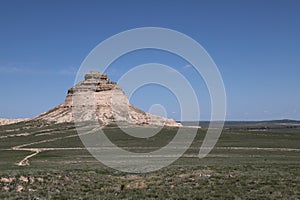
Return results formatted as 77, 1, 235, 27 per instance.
0, 118, 28, 126
34, 71, 181, 127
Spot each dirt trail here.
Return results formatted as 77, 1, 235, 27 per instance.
12, 134, 79, 166
11, 128, 99, 166
16, 150, 41, 166
12, 146, 300, 166
6, 126, 299, 166
0, 133, 30, 139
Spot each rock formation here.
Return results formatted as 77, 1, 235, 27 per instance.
34, 71, 181, 127
0, 118, 28, 126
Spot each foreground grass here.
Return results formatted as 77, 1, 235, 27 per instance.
0, 163, 299, 199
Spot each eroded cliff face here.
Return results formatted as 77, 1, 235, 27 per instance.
34, 71, 181, 127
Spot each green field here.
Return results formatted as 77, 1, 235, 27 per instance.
0, 120, 299, 199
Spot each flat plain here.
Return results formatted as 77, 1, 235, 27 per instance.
0, 120, 299, 199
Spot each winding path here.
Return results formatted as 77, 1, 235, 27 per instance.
11, 128, 99, 166
4, 127, 299, 166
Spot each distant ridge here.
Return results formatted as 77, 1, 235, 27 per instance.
183, 120, 300, 129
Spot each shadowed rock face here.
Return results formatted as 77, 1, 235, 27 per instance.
34, 71, 181, 127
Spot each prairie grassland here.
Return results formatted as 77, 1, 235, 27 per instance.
0, 121, 299, 199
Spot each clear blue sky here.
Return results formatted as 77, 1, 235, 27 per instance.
0, 0, 299, 121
